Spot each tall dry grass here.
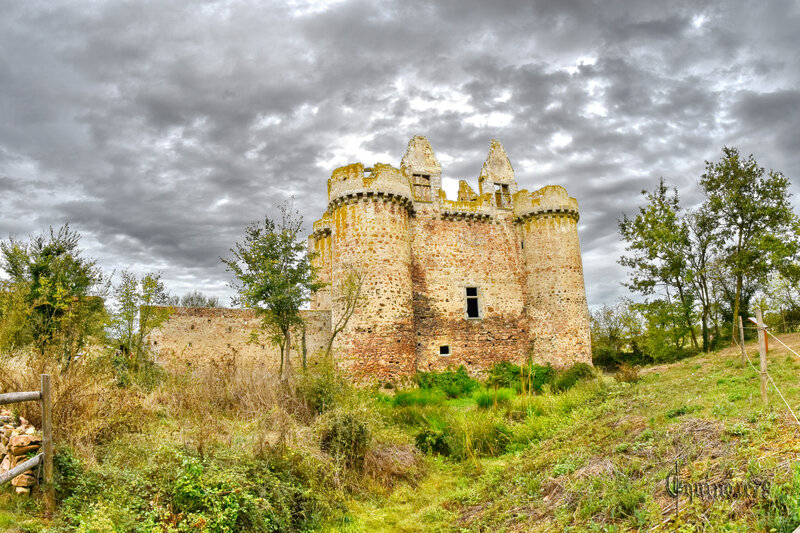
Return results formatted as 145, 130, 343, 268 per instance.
0, 350, 147, 459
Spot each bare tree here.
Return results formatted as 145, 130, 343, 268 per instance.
325, 266, 365, 361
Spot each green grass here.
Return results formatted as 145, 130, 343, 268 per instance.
393, 389, 447, 407
4, 333, 800, 532
338, 333, 800, 532
472, 387, 515, 409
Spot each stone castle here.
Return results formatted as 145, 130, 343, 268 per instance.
308, 136, 591, 380
151, 136, 591, 381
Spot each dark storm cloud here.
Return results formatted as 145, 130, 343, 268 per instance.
1, 0, 798, 307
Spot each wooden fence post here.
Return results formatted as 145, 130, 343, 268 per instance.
756, 309, 768, 405
738, 315, 747, 368
40, 374, 54, 515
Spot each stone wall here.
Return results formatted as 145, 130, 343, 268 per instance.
149, 307, 331, 372
411, 207, 530, 372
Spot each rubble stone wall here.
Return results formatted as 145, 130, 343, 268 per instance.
149, 307, 331, 372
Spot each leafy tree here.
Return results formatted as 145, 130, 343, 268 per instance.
0, 224, 107, 370
763, 273, 800, 332
618, 178, 698, 348
700, 147, 799, 342
0, 279, 31, 351
685, 208, 718, 351
221, 203, 323, 384
635, 299, 694, 362
590, 299, 646, 367
110, 270, 173, 374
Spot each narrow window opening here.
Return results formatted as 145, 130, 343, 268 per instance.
494, 183, 511, 208
466, 286, 480, 318
521, 240, 524, 249
413, 173, 432, 202
439, 345, 450, 356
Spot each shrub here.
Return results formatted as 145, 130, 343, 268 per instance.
54, 446, 85, 502
486, 360, 555, 394
414, 414, 452, 456
552, 363, 595, 392
473, 387, 515, 409
318, 407, 371, 469
392, 388, 446, 407
363, 443, 424, 488
296, 360, 349, 416
450, 411, 512, 459
415, 366, 478, 398
614, 363, 641, 383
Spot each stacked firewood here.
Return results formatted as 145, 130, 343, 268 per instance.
0, 408, 42, 495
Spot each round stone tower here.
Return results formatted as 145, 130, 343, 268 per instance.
515, 186, 592, 367
327, 162, 416, 379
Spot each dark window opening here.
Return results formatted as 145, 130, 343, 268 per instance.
494, 183, 511, 208
413, 173, 432, 202
521, 240, 524, 249
466, 287, 480, 318
439, 345, 450, 356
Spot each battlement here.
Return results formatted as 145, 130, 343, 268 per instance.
513, 185, 580, 223
327, 162, 414, 212
312, 211, 331, 238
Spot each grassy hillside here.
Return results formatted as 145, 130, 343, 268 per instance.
2, 334, 799, 532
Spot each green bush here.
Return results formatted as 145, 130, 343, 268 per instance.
486, 360, 555, 394
414, 414, 452, 456
473, 387, 516, 409
450, 411, 512, 459
318, 407, 371, 469
297, 361, 349, 415
552, 363, 595, 392
415, 366, 478, 398
54, 446, 85, 502
392, 389, 446, 407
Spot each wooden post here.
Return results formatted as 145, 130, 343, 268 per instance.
40, 374, 54, 515
756, 309, 768, 405
738, 315, 747, 368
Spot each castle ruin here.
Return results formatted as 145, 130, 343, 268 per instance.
308, 136, 591, 380
151, 136, 591, 381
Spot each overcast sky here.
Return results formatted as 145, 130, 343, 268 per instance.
1, 0, 799, 309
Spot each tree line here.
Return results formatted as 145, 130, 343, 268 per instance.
1, 202, 361, 388
594, 147, 800, 368
0, 224, 220, 381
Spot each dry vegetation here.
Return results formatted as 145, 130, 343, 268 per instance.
0, 335, 799, 532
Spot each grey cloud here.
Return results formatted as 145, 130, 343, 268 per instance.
0, 0, 798, 305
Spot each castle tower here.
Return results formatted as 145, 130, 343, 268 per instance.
515, 186, 592, 367
400, 136, 442, 208
308, 212, 332, 311
326, 162, 416, 379
479, 139, 518, 210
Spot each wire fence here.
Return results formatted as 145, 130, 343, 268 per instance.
734, 316, 800, 428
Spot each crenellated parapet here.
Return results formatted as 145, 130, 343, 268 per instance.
513, 185, 580, 223
311, 211, 332, 239
439, 190, 494, 221
327, 162, 414, 213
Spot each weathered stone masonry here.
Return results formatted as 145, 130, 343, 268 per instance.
309, 136, 592, 380
152, 136, 591, 382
